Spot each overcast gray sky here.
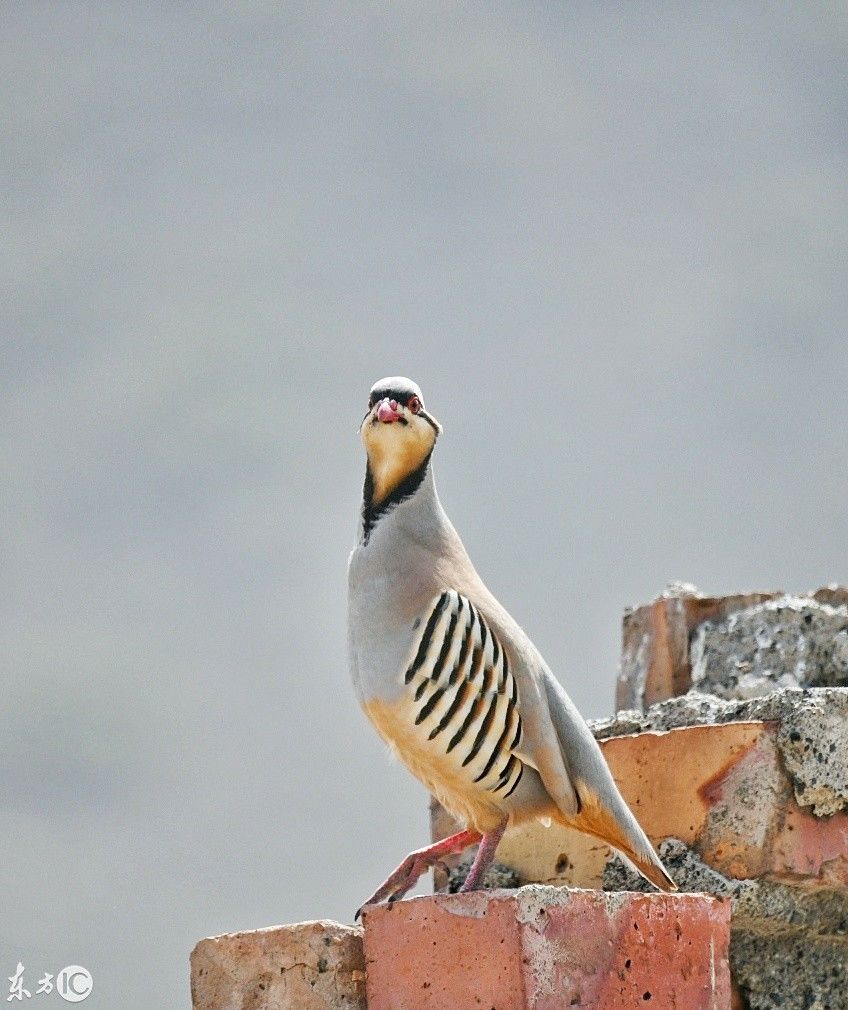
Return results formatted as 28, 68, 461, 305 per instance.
2, 3, 847, 1007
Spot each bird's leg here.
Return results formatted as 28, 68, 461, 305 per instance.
458, 816, 508, 892
355, 828, 481, 919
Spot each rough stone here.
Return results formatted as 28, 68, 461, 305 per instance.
692, 596, 848, 699
776, 698, 848, 816
616, 585, 848, 711
605, 840, 848, 1010
617, 584, 782, 710
446, 858, 520, 893
190, 920, 365, 1010
362, 885, 730, 1010
813, 584, 848, 608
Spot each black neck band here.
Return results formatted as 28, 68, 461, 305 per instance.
361, 452, 432, 544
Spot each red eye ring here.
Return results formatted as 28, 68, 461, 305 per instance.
408, 396, 422, 414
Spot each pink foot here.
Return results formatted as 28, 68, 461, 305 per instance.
355, 828, 481, 920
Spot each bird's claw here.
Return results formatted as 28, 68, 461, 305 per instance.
355, 830, 485, 921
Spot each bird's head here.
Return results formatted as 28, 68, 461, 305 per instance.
360, 376, 441, 505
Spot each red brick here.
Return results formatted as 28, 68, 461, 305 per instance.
362, 887, 730, 1010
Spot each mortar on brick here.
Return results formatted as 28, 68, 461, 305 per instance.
512, 884, 632, 928
775, 699, 848, 817
434, 888, 491, 918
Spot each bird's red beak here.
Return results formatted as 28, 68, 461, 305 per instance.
376, 398, 403, 423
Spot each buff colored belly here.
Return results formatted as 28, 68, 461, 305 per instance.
363, 696, 511, 833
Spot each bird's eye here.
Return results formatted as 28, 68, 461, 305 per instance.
408, 396, 421, 414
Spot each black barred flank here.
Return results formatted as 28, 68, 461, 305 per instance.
502, 762, 524, 798
468, 645, 486, 688
474, 709, 516, 783
403, 588, 527, 801
449, 609, 476, 685
479, 653, 495, 696
509, 714, 523, 750
430, 597, 463, 681
494, 754, 518, 792
462, 692, 500, 768
405, 592, 449, 683
428, 678, 472, 741
415, 685, 446, 725
446, 694, 485, 754
500, 651, 509, 690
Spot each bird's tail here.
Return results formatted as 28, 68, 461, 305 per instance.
631, 849, 678, 893
552, 799, 677, 892
540, 670, 677, 893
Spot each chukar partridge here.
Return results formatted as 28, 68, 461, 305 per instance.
348, 376, 674, 915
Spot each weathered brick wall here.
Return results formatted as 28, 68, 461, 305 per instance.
432, 586, 848, 1009
189, 891, 730, 1010
616, 583, 848, 710
190, 586, 848, 1010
